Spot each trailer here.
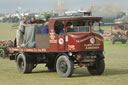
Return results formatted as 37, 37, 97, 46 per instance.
8, 16, 105, 77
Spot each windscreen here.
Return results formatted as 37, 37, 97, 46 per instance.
66, 20, 90, 33
92, 21, 100, 32
92, 21, 104, 34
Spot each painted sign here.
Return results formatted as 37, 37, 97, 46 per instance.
59, 38, 64, 45
84, 43, 100, 50
68, 45, 75, 50
8, 47, 47, 53
76, 36, 92, 43
49, 29, 57, 43
90, 37, 95, 44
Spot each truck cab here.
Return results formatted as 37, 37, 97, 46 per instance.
43, 16, 104, 52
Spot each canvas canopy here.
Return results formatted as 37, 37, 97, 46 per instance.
22, 26, 42, 48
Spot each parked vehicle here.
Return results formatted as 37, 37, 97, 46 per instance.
0, 40, 13, 58
111, 21, 128, 44
8, 16, 105, 77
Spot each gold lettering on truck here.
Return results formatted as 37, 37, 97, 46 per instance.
49, 29, 57, 43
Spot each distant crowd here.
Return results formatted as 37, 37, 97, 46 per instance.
0, 16, 20, 23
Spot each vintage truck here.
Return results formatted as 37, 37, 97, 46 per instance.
8, 16, 105, 77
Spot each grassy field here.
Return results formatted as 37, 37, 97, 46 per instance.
0, 23, 128, 85
0, 23, 16, 40
101, 25, 113, 31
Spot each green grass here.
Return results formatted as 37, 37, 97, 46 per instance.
95, 26, 112, 31
104, 40, 128, 47
101, 26, 113, 31
0, 24, 128, 85
0, 23, 16, 40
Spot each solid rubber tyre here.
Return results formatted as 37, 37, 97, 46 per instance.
17, 53, 33, 73
56, 55, 74, 77
87, 59, 105, 75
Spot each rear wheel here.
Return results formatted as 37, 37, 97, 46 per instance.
17, 53, 33, 73
0, 49, 5, 59
56, 55, 74, 77
87, 59, 105, 75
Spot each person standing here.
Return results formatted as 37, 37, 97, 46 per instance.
16, 17, 27, 47
41, 22, 49, 34
29, 17, 37, 24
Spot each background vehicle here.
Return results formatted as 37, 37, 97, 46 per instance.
8, 16, 105, 77
0, 40, 13, 58
111, 21, 128, 44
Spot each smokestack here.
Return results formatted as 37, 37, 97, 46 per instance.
57, 0, 62, 9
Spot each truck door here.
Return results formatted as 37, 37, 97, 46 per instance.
54, 21, 65, 52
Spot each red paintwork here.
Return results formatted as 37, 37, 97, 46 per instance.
8, 47, 47, 53
8, 16, 104, 53
65, 32, 104, 52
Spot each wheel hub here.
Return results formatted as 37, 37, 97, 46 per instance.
59, 61, 67, 73
18, 58, 24, 70
21, 62, 24, 69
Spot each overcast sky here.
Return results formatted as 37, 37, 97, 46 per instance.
0, 0, 128, 13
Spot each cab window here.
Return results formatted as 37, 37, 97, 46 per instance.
54, 21, 64, 35
66, 20, 90, 33
92, 21, 104, 34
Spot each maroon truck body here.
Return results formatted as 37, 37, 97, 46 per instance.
8, 17, 103, 53
8, 16, 105, 77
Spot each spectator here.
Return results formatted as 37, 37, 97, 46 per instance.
30, 17, 36, 24
41, 22, 49, 34
28, 17, 43, 26
66, 22, 74, 32
16, 17, 27, 47
59, 25, 64, 34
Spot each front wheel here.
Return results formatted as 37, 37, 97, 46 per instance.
56, 55, 74, 77
17, 53, 34, 73
87, 59, 105, 75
